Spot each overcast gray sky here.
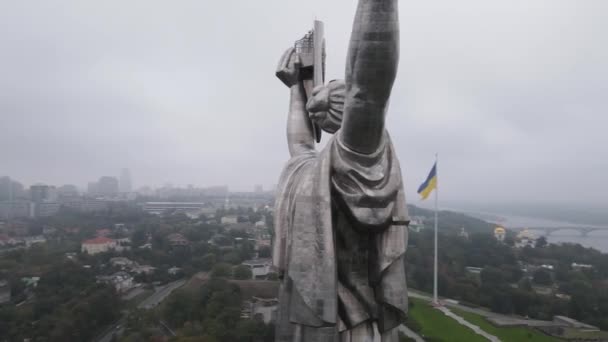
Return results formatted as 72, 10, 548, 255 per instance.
1, 0, 607, 205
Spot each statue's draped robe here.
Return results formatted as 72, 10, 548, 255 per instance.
274, 132, 408, 341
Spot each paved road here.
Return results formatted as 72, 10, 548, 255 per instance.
94, 279, 186, 342
96, 316, 126, 342
138, 279, 186, 310
121, 287, 145, 301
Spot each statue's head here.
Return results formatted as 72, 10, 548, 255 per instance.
306, 79, 345, 134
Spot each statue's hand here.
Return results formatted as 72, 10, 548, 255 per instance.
276, 47, 301, 88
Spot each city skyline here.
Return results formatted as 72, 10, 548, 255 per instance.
1, 1, 607, 204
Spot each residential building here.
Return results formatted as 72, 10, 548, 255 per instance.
110, 257, 135, 268
465, 266, 483, 275
242, 297, 278, 324
221, 215, 239, 225
0, 177, 25, 201
42, 226, 57, 236
515, 229, 537, 248
63, 227, 81, 235
98, 176, 119, 197
143, 202, 209, 215
22, 277, 40, 288
572, 263, 593, 270
35, 202, 60, 217
408, 217, 424, 232
458, 227, 469, 239
81, 237, 117, 255
24, 235, 46, 248
89, 176, 119, 197
227, 222, 254, 233
57, 184, 79, 198
167, 233, 189, 247
0, 234, 20, 247
208, 233, 232, 247
138, 243, 152, 250
114, 223, 130, 234
29, 185, 57, 203
132, 265, 155, 275
242, 259, 272, 279
29, 185, 60, 217
61, 198, 109, 213
254, 220, 266, 228
168, 267, 181, 275
97, 272, 134, 293
4, 222, 28, 236
255, 238, 271, 251
116, 237, 131, 244
0, 200, 34, 219
96, 229, 112, 237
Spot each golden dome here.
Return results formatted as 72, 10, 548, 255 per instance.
494, 227, 506, 234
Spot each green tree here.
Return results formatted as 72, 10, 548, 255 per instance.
535, 236, 548, 248
200, 253, 217, 271
221, 252, 241, 265
480, 266, 505, 286
233, 265, 253, 280
257, 246, 271, 258
533, 269, 552, 286
211, 263, 232, 278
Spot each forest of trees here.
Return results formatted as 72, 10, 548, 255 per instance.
0, 260, 121, 341
119, 278, 274, 342
406, 228, 608, 330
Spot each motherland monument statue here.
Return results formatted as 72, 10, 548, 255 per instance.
273, 0, 409, 341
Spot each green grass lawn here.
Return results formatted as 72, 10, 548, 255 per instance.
407, 298, 486, 342
450, 308, 562, 342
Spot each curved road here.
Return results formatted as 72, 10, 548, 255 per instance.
95, 279, 186, 342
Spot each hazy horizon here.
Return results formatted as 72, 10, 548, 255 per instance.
1, 0, 607, 205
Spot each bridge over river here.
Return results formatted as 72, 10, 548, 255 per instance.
510, 226, 608, 237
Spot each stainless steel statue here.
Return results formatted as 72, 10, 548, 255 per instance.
273, 0, 408, 341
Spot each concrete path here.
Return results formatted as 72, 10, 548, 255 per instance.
409, 290, 558, 328
397, 325, 425, 342
437, 306, 501, 342
366, 323, 424, 342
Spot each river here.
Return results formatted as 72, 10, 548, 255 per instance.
463, 210, 608, 253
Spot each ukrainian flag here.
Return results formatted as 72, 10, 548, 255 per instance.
417, 162, 437, 200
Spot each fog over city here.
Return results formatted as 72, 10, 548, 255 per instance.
1, 0, 607, 205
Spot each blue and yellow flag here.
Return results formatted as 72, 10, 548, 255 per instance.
417, 162, 437, 200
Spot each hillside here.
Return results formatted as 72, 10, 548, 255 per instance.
408, 205, 496, 233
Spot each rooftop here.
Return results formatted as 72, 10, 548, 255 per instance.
82, 236, 115, 245
243, 258, 272, 266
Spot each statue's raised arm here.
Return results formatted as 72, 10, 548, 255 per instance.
341, 0, 399, 154
276, 47, 315, 157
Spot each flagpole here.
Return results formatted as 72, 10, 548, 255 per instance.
433, 153, 439, 305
